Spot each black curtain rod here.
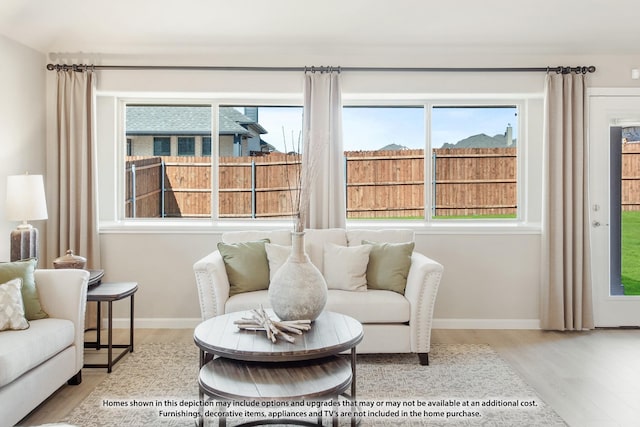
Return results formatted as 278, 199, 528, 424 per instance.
46, 64, 596, 74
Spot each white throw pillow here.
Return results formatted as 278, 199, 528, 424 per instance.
0, 278, 30, 331
265, 243, 292, 281
323, 242, 372, 291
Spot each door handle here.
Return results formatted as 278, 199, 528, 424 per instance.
592, 221, 609, 227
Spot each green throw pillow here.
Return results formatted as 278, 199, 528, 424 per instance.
362, 240, 415, 294
218, 239, 270, 297
0, 258, 48, 320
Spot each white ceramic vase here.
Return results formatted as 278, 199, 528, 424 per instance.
268, 231, 327, 321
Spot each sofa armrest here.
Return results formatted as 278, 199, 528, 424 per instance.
404, 252, 444, 354
34, 269, 89, 372
193, 250, 230, 320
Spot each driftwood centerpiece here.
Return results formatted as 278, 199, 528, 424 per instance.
233, 306, 311, 343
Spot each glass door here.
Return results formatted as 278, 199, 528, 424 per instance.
590, 95, 640, 327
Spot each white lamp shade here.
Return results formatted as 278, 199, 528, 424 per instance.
5, 174, 48, 222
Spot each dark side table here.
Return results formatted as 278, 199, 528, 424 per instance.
87, 269, 105, 287
84, 281, 138, 373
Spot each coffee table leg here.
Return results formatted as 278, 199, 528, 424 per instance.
351, 347, 357, 427
219, 402, 227, 427
197, 387, 204, 427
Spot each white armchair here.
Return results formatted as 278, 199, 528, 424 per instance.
194, 229, 443, 365
0, 268, 88, 426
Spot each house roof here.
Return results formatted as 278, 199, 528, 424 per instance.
126, 106, 266, 136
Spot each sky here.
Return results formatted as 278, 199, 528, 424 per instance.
252, 105, 518, 152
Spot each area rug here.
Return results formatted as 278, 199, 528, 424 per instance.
64, 343, 566, 426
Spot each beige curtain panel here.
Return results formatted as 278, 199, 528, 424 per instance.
46, 70, 101, 271
542, 72, 594, 331
303, 69, 346, 229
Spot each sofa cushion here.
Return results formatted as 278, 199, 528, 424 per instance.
304, 229, 347, 272
218, 240, 270, 297
326, 289, 410, 323
225, 290, 271, 313
0, 278, 29, 331
323, 243, 371, 291
0, 259, 48, 320
225, 289, 410, 324
346, 229, 414, 246
0, 318, 74, 387
265, 243, 291, 281
223, 230, 292, 246
223, 229, 348, 273
363, 240, 415, 294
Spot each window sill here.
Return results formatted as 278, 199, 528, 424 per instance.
99, 219, 542, 235
347, 220, 541, 235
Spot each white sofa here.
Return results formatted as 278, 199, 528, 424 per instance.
193, 229, 443, 365
0, 269, 89, 427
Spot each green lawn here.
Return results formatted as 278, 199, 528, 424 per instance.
622, 211, 640, 295
432, 214, 517, 220
349, 214, 517, 220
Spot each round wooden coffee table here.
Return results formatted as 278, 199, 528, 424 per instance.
193, 310, 364, 427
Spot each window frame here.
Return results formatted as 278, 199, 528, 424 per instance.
342, 98, 527, 226
105, 95, 536, 232
342, 104, 427, 221
426, 101, 524, 223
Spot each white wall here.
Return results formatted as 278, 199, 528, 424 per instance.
0, 36, 46, 262
52, 50, 640, 328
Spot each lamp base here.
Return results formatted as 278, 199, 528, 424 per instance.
10, 226, 39, 262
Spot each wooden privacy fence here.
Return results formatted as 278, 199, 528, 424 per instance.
344, 148, 517, 218
431, 147, 517, 217
622, 142, 640, 211
218, 154, 300, 218
126, 156, 212, 218
345, 149, 425, 218
126, 154, 299, 218
126, 146, 640, 218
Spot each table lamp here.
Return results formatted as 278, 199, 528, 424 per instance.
5, 173, 48, 262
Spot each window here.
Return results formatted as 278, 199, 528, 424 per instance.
431, 105, 518, 220
342, 106, 425, 220
153, 137, 171, 156
125, 105, 212, 219
177, 137, 195, 156
124, 103, 302, 220
120, 100, 521, 223
342, 103, 520, 221
202, 137, 211, 156
218, 106, 303, 219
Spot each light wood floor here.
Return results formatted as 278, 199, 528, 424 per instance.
18, 328, 640, 427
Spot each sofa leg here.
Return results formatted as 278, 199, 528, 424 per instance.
418, 353, 429, 366
67, 370, 82, 385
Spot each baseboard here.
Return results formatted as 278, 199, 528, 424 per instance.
432, 318, 541, 329
106, 317, 541, 330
